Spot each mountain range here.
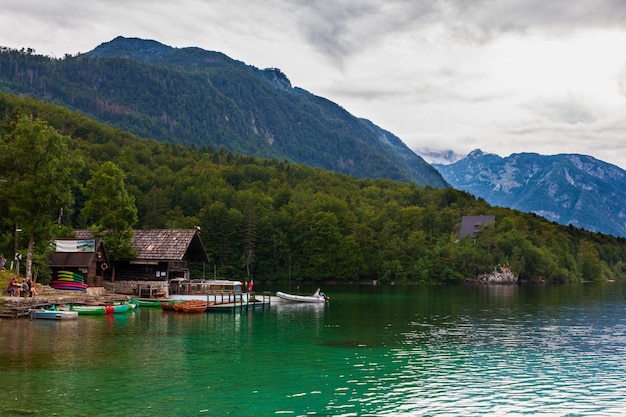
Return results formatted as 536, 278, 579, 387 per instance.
0, 37, 446, 188
2, 37, 626, 238
434, 149, 626, 238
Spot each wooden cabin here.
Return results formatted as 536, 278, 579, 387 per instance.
52, 229, 209, 297
48, 236, 109, 287
107, 229, 209, 297
110, 229, 209, 282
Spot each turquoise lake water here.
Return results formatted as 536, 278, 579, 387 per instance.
2, 283, 626, 416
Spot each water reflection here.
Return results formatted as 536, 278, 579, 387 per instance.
2, 283, 626, 416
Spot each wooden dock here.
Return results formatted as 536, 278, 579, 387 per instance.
1, 291, 275, 318
205, 291, 273, 311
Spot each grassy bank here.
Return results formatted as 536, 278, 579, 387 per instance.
0, 269, 21, 293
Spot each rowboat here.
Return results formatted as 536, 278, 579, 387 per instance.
106, 304, 130, 314
172, 300, 208, 313
161, 300, 183, 311
71, 305, 106, 315
137, 300, 163, 307
29, 308, 78, 320
72, 304, 130, 315
276, 288, 328, 303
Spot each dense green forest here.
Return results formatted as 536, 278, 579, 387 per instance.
1, 93, 626, 284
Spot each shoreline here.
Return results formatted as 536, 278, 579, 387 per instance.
0, 290, 131, 319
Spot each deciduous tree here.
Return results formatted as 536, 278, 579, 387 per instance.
0, 115, 83, 281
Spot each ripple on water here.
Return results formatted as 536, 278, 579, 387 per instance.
339, 310, 626, 416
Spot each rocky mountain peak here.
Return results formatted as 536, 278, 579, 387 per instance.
434, 151, 626, 237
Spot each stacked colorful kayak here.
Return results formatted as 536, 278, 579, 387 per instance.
50, 271, 87, 291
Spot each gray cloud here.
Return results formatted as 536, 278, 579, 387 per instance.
281, 0, 626, 64
617, 65, 626, 97
3, 0, 626, 169
529, 96, 596, 125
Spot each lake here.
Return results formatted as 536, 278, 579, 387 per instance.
2, 283, 626, 416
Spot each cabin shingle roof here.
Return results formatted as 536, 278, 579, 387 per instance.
75, 229, 208, 262
131, 229, 198, 260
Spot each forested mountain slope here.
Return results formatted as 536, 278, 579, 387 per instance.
0, 37, 446, 187
1, 93, 625, 284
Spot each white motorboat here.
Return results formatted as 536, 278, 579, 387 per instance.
275, 288, 328, 303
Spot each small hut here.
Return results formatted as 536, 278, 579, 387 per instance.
48, 236, 109, 287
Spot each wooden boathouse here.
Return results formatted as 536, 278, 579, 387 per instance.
54, 229, 210, 297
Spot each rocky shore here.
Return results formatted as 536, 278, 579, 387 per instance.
466, 266, 518, 285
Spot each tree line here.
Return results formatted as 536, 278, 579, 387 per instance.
1, 93, 625, 284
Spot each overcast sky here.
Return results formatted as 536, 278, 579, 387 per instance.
3, 0, 626, 169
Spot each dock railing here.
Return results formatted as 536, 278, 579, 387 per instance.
207, 290, 272, 311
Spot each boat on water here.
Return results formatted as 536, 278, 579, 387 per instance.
71, 305, 106, 315
136, 300, 163, 308
29, 308, 78, 320
169, 278, 249, 303
172, 300, 209, 313
71, 304, 130, 315
167, 278, 275, 311
161, 300, 182, 311
276, 288, 329, 303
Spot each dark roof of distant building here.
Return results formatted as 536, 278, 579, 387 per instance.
459, 215, 496, 238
